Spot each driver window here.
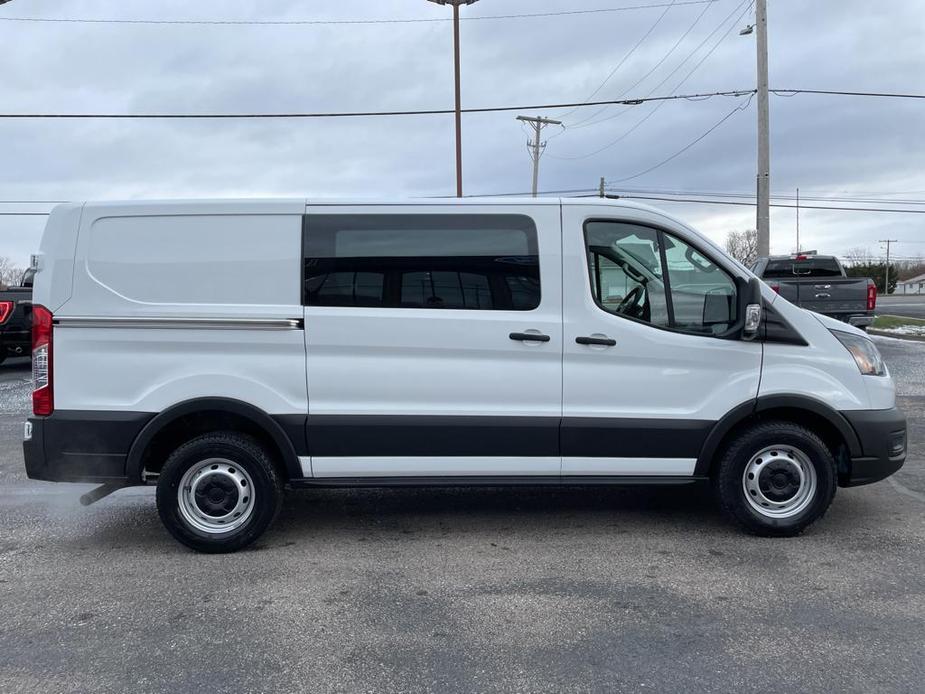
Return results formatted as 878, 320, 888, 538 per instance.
585, 222, 669, 327
585, 221, 738, 336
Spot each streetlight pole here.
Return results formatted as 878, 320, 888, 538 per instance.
427, 0, 479, 198
755, 0, 771, 256
740, 1, 770, 256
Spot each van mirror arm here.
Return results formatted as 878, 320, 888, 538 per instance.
741, 277, 763, 340
722, 276, 762, 341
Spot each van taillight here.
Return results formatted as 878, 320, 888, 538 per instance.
32, 305, 53, 416
0, 301, 12, 325
867, 280, 877, 311
769, 282, 781, 294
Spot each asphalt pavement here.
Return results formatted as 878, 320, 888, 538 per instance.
879, 295, 925, 319
0, 349, 923, 693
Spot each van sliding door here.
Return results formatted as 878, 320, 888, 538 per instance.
301, 204, 563, 479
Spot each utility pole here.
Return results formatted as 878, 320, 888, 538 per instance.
516, 115, 562, 197
599, 177, 606, 198
755, 0, 771, 257
795, 187, 800, 252
427, 0, 479, 197
880, 239, 898, 295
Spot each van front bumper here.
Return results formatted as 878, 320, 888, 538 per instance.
23, 412, 152, 484
840, 407, 906, 486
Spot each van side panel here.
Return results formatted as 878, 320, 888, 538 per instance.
758, 295, 873, 411
54, 205, 307, 416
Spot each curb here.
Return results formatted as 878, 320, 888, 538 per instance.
868, 329, 925, 342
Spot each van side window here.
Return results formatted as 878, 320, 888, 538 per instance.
663, 234, 736, 335
584, 221, 737, 336
585, 222, 670, 327
304, 214, 540, 310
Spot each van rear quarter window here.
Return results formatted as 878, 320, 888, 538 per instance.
303, 214, 541, 310
86, 214, 300, 305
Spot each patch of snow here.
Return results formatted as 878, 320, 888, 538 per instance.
877, 325, 925, 337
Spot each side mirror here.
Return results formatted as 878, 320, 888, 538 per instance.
741, 277, 762, 341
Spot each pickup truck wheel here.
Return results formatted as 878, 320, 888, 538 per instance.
713, 421, 836, 537
156, 432, 283, 553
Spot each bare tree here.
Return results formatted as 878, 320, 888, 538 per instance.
725, 229, 759, 267
842, 246, 873, 267
0, 256, 26, 289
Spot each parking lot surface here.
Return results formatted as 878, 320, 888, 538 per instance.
1, 345, 923, 693
879, 295, 925, 320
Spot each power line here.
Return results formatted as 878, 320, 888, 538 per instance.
772, 89, 925, 100
550, 0, 755, 160
555, 0, 680, 121
0, 2, 720, 26
606, 187, 925, 205
562, 0, 714, 124
606, 92, 755, 183
9, 195, 925, 217
564, 0, 753, 131
0, 89, 753, 120
0, 88, 916, 122
601, 193, 925, 214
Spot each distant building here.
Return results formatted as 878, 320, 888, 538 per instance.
896, 272, 925, 295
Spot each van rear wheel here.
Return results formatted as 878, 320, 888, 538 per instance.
713, 421, 837, 537
156, 432, 283, 553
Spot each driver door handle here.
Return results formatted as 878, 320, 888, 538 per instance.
576, 336, 616, 347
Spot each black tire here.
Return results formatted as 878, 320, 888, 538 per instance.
713, 420, 837, 537
156, 432, 284, 553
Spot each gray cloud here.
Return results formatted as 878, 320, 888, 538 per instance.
1, 0, 923, 267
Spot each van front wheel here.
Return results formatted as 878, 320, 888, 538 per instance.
156, 432, 283, 553
714, 421, 837, 536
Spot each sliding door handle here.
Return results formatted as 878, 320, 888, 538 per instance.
576, 336, 616, 347
510, 332, 551, 343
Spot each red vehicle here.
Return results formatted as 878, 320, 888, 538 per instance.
0, 270, 34, 364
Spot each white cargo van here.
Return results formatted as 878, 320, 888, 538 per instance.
24, 199, 906, 552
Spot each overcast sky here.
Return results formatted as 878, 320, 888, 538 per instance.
1, 0, 923, 268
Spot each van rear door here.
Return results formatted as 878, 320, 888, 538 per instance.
302, 204, 563, 478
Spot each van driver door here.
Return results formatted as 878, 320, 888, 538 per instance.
560, 204, 762, 478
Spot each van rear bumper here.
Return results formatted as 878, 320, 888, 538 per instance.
840, 407, 906, 486
23, 411, 152, 483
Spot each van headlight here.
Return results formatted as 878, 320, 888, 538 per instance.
831, 330, 886, 376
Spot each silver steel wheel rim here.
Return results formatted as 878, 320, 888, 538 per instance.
742, 445, 817, 519
177, 458, 255, 534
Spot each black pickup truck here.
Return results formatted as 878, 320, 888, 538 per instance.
0, 274, 33, 364
751, 254, 876, 328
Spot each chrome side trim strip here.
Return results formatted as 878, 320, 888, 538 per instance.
54, 316, 303, 331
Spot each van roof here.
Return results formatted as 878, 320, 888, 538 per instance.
71, 196, 667, 213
